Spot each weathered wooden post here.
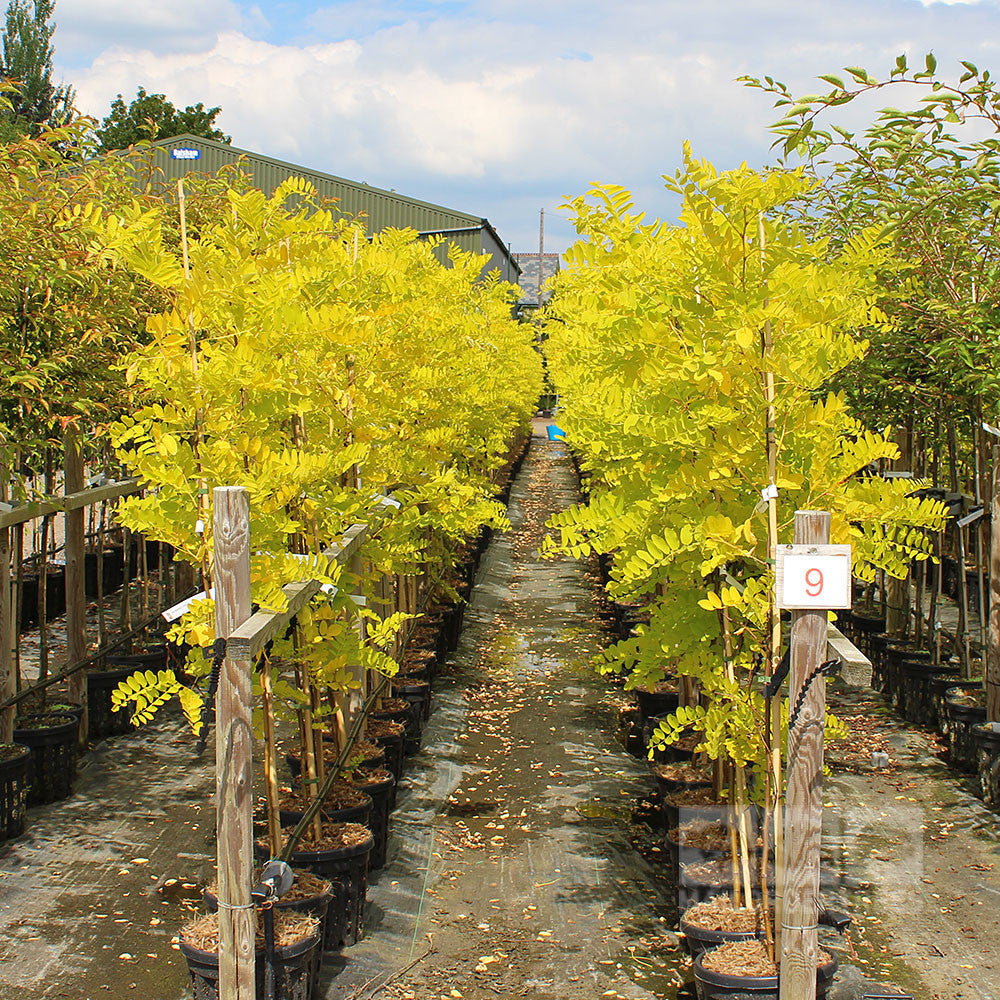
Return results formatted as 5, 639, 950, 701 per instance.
64, 429, 88, 746
212, 487, 255, 1000
988, 447, 1000, 722
0, 474, 11, 744
778, 511, 846, 1000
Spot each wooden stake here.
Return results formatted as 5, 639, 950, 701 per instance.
759, 216, 784, 955
65, 429, 88, 746
0, 469, 11, 743
260, 657, 282, 857
958, 510, 972, 676
779, 510, 830, 1000
212, 487, 255, 1000
988, 446, 1000, 722
974, 417, 987, 654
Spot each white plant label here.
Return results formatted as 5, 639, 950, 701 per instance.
775, 544, 852, 610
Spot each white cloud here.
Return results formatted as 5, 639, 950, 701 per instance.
54, 0, 253, 64
58, 0, 1000, 251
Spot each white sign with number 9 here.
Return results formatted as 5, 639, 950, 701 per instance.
775, 544, 852, 610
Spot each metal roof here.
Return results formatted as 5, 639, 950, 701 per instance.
146, 135, 519, 280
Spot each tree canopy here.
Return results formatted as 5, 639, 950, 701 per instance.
0, 0, 73, 139
95, 86, 230, 152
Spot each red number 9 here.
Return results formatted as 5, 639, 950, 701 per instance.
805, 567, 824, 597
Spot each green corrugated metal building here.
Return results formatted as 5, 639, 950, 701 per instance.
147, 135, 519, 282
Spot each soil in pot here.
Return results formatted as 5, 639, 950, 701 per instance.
679, 857, 774, 912
653, 761, 712, 798
288, 740, 385, 782
179, 910, 320, 1000
13, 713, 77, 805
275, 782, 372, 826
680, 897, 765, 958
0, 743, 31, 840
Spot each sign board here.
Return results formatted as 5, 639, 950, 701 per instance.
170, 148, 201, 160
776, 543, 852, 610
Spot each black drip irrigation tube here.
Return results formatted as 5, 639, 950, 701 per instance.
0, 588, 200, 713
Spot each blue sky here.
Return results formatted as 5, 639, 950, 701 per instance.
50, 0, 1000, 253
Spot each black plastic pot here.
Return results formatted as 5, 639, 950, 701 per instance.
13, 714, 78, 805
883, 644, 932, 702
391, 680, 431, 726
87, 668, 137, 740
680, 912, 761, 958
179, 926, 320, 999
44, 566, 66, 620
282, 832, 374, 948
0, 744, 31, 839
203, 883, 332, 992
693, 949, 837, 999
18, 574, 39, 632
974, 722, 1000, 808
635, 687, 680, 723
278, 788, 372, 829
934, 679, 981, 739
850, 612, 887, 664
900, 662, 960, 726
348, 771, 394, 869
868, 634, 889, 692
372, 731, 404, 794
945, 687, 987, 773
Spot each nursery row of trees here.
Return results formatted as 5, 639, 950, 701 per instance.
537, 53, 1000, 991
0, 91, 544, 761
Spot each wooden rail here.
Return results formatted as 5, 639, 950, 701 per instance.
0, 478, 140, 528
225, 522, 370, 662
723, 570, 873, 685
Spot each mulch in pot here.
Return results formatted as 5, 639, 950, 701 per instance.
701, 938, 832, 977
181, 909, 319, 952
684, 896, 765, 933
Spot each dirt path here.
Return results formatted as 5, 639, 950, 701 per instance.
330, 423, 683, 999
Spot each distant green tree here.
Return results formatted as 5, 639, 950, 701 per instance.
96, 87, 230, 151
0, 0, 74, 137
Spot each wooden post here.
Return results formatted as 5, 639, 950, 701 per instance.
64, 430, 88, 747
988, 447, 1000, 722
346, 550, 367, 732
0, 469, 11, 744
958, 509, 972, 676
212, 487, 255, 1000
780, 510, 830, 1000
886, 427, 911, 637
